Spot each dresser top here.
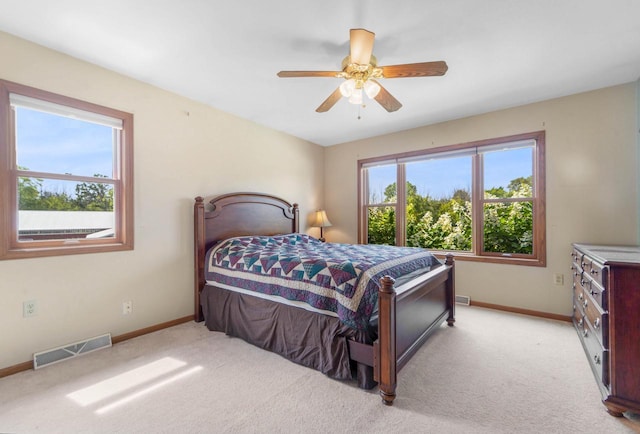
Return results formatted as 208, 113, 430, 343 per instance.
574, 243, 640, 266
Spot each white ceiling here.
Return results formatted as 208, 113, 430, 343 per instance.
0, 0, 639, 146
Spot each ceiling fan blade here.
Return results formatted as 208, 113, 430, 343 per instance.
349, 28, 375, 65
316, 87, 343, 113
371, 80, 402, 112
381, 61, 448, 78
277, 70, 342, 78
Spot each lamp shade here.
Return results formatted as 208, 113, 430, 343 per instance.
312, 210, 332, 228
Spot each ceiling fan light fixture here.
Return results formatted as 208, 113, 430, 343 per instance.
339, 79, 356, 97
363, 80, 381, 98
348, 87, 363, 104
278, 28, 447, 113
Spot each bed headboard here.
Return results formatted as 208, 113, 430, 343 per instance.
193, 192, 299, 321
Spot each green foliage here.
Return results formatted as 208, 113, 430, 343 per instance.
408, 197, 472, 251
368, 177, 534, 254
483, 183, 533, 254
17, 171, 114, 212
18, 176, 43, 210
74, 175, 113, 211
367, 207, 395, 245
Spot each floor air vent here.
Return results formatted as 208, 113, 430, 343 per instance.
33, 333, 112, 370
455, 295, 471, 305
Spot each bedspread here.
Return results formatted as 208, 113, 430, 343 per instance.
205, 233, 441, 330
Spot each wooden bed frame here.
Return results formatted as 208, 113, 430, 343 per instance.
194, 192, 456, 405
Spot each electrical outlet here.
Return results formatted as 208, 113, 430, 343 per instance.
23, 300, 37, 317
553, 273, 564, 286
122, 301, 132, 315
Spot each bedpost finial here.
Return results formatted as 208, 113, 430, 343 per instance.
380, 275, 396, 294
445, 253, 454, 266
195, 196, 204, 203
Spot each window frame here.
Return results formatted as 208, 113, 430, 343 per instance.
358, 131, 546, 266
0, 79, 134, 260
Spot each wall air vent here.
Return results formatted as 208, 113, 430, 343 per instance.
455, 295, 471, 305
33, 333, 112, 370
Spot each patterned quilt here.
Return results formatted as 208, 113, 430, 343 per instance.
205, 233, 441, 330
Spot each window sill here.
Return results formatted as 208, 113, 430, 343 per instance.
433, 251, 545, 267
1, 242, 133, 260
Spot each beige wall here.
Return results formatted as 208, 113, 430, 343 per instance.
0, 32, 324, 369
324, 83, 639, 316
1, 29, 637, 371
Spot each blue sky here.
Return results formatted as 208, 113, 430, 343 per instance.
16, 107, 113, 177
368, 147, 533, 201
16, 107, 113, 195
18, 106, 532, 202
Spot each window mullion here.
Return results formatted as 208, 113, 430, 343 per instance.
472, 152, 483, 255
483, 197, 533, 204
397, 163, 406, 246
16, 170, 116, 185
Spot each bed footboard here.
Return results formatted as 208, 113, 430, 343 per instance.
352, 254, 455, 405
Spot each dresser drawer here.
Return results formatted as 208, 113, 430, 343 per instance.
572, 301, 585, 327
575, 266, 607, 311
572, 278, 584, 304
576, 270, 591, 296
583, 291, 608, 348
586, 260, 608, 290
585, 278, 606, 310
580, 320, 609, 387
572, 249, 587, 273
577, 252, 591, 273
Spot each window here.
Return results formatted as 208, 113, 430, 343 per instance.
364, 163, 397, 245
0, 80, 133, 259
358, 131, 545, 266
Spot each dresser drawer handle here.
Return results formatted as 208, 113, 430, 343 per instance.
578, 292, 584, 301
583, 329, 589, 338
578, 318, 583, 327
590, 269, 599, 275
594, 318, 600, 329
593, 354, 601, 365
583, 299, 588, 308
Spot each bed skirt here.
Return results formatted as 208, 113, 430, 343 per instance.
200, 284, 377, 388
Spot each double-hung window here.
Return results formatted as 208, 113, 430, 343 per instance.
358, 131, 545, 266
0, 80, 133, 259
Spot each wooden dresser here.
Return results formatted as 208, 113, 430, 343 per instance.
571, 243, 640, 416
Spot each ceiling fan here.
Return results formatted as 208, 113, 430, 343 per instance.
277, 28, 448, 113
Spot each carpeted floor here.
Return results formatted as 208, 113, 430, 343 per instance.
1, 305, 639, 433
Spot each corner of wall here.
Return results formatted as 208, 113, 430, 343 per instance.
637, 78, 640, 244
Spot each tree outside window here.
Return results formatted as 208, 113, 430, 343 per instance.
359, 132, 545, 266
